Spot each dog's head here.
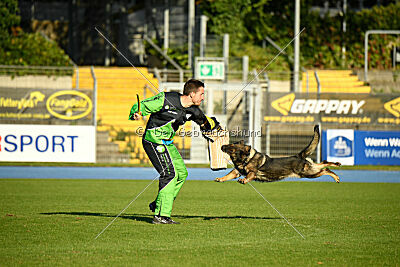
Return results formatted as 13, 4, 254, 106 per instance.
221, 140, 252, 161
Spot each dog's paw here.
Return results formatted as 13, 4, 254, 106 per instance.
335, 162, 342, 167
214, 178, 224, 182
334, 177, 340, 183
238, 178, 248, 184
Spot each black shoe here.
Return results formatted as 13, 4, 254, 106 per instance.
163, 216, 180, 224
152, 215, 180, 224
149, 201, 156, 212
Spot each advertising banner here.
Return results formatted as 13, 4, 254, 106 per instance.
0, 88, 93, 124
323, 129, 355, 165
323, 129, 400, 165
0, 124, 96, 162
264, 93, 400, 126
354, 131, 400, 165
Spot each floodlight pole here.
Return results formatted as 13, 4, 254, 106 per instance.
163, 3, 169, 54
188, 0, 195, 68
293, 0, 300, 92
200, 15, 208, 58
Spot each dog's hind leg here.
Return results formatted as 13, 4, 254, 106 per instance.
215, 169, 240, 182
322, 168, 340, 183
238, 172, 256, 185
304, 168, 340, 183
307, 159, 341, 168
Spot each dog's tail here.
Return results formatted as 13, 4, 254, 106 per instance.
298, 125, 320, 159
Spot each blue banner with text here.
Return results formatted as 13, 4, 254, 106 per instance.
355, 131, 400, 165
323, 130, 400, 165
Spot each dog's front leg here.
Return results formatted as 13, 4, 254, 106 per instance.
238, 172, 256, 184
215, 169, 240, 182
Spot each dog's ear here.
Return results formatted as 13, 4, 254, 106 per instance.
239, 140, 245, 145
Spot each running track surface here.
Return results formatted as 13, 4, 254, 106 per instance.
0, 166, 399, 183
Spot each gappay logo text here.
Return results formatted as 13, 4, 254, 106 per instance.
265, 93, 400, 125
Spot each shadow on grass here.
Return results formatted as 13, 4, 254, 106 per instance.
40, 211, 281, 223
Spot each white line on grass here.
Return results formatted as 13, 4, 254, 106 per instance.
248, 182, 305, 239
223, 156, 305, 239
94, 176, 158, 240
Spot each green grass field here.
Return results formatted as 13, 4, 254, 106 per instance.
1, 179, 399, 266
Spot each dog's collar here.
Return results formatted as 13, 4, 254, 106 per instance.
244, 148, 257, 164
259, 155, 267, 167
245, 148, 267, 167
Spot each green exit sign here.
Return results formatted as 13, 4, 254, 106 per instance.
196, 62, 225, 80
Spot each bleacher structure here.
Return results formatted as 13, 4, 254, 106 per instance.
302, 70, 371, 93
72, 67, 191, 164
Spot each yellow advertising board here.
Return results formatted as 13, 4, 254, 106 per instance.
264, 93, 400, 126
0, 88, 93, 124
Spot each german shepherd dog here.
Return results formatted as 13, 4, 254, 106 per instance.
216, 125, 341, 184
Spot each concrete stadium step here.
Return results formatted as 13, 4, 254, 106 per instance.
305, 82, 366, 88
98, 123, 142, 129
98, 117, 135, 124
97, 113, 132, 119
96, 93, 146, 99
305, 79, 363, 85
307, 70, 353, 75
98, 125, 144, 132
304, 86, 371, 93
302, 70, 371, 93
96, 81, 149, 87
75, 66, 159, 163
96, 130, 131, 163
98, 118, 140, 125
97, 143, 121, 153
97, 153, 130, 163
97, 109, 132, 114
97, 106, 135, 113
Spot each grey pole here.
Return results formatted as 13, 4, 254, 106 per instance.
223, 34, 229, 114
242, 56, 249, 83
223, 34, 229, 81
200, 15, 208, 58
105, 3, 111, 66
293, 0, 300, 92
163, 6, 169, 53
341, 0, 347, 67
90, 66, 97, 163
188, 0, 195, 68
364, 31, 370, 82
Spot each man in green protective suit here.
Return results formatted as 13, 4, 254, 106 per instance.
129, 79, 220, 224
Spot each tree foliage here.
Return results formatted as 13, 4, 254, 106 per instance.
0, 32, 73, 67
0, 0, 20, 37
0, 0, 72, 68
200, 0, 400, 70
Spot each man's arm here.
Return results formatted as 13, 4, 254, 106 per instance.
188, 107, 222, 142
129, 92, 165, 120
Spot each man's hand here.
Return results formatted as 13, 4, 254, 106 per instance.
132, 112, 142, 120
201, 116, 221, 132
201, 116, 224, 142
